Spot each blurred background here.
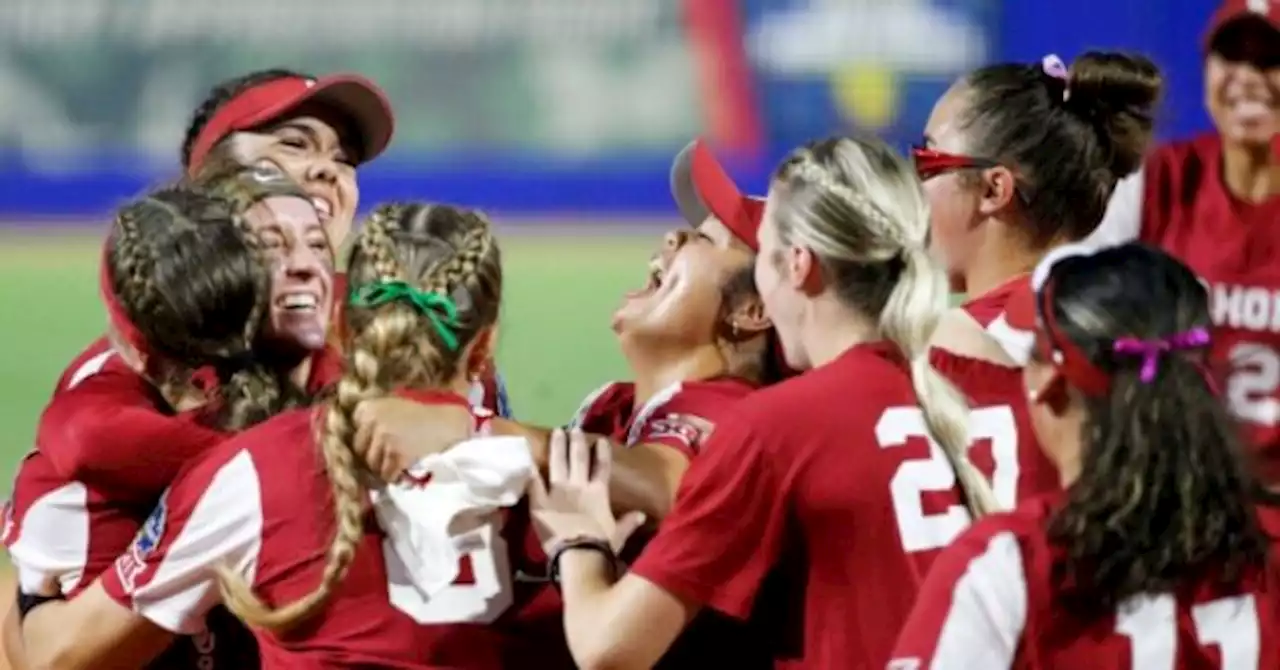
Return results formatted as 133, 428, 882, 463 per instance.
0, 0, 1227, 466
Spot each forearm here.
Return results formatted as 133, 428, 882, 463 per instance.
4, 600, 30, 670
492, 420, 680, 519
22, 585, 173, 670
557, 552, 644, 670
41, 404, 218, 501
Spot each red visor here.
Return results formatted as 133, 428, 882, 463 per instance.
186, 74, 395, 176
670, 139, 764, 251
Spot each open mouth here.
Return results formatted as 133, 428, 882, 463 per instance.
276, 291, 322, 313
625, 262, 665, 299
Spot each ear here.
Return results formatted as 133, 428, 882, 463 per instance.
725, 293, 773, 341
789, 246, 826, 296
976, 165, 1019, 217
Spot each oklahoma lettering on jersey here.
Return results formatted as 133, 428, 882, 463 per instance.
929, 277, 1060, 510
101, 407, 574, 669
889, 494, 1280, 669
1097, 135, 1280, 481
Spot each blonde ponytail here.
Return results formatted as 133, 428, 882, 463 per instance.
772, 136, 1001, 520
881, 247, 999, 518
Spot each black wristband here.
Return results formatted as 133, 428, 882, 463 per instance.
17, 588, 64, 621
547, 536, 618, 584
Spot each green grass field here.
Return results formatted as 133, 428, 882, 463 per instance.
0, 228, 663, 489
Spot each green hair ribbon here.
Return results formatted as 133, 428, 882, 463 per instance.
349, 280, 462, 351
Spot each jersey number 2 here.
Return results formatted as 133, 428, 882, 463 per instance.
877, 406, 1018, 553
1227, 343, 1280, 427
1116, 593, 1259, 668
384, 514, 514, 624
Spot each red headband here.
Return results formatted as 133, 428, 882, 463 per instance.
99, 239, 149, 359
1035, 275, 1111, 396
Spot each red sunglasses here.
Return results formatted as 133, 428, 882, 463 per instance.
911, 145, 1029, 203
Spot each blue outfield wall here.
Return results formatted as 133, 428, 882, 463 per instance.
0, 0, 1221, 220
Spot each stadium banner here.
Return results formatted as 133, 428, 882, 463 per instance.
0, 0, 1221, 219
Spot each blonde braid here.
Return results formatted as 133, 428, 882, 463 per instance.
217, 207, 415, 632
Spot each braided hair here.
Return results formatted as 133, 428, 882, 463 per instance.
770, 136, 999, 518
106, 181, 284, 431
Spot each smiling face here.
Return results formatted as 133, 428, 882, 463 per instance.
613, 217, 756, 348
243, 195, 335, 358
225, 110, 360, 244
1205, 18, 1280, 150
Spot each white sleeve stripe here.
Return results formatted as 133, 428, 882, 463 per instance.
127, 450, 263, 635
7, 482, 89, 594
65, 350, 116, 390
984, 316, 1034, 366
929, 532, 1028, 669
1086, 169, 1144, 249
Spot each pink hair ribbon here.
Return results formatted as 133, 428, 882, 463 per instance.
1111, 327, 1212, 383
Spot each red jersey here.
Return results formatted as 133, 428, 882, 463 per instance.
929, 276, 1060, 513
571, 377, 772, 670
1094, 135, 1280, 481
99, 400, 572, 669
4, 339, 255, 669
631, 342, 974, 669
889, 494, 1280, 669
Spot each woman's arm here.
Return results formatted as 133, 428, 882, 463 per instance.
3, 598, 30, 670
531, 425, 788, 669
352, 399, 686, 519
23, 448, 265, 670
38, 371, 223, 502
22, 583, 173, 670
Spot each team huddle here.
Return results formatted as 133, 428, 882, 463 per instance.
0, 1, 1278, 668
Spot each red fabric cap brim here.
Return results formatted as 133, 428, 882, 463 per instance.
187, 74, 395, 175
670, 139, 763, 251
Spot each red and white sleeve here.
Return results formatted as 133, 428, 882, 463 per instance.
100, 450, 265, 635
888, 518, 1029, 669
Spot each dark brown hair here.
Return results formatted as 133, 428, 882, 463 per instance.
1041, 243, 1267, 614
960, 52, 1163, 243
107, 179, 300, 431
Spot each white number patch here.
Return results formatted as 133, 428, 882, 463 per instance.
1226, 343, 1280, 427
384, 513, 513, 624
1116, 593, 1259, 669
876, 405, 1019, 553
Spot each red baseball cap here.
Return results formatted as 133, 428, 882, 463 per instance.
670, 139, 765, 251
1205, 0, 1279, 47
186, 73, 395, 175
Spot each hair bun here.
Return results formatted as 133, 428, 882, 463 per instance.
1063, 51, 1164, 179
